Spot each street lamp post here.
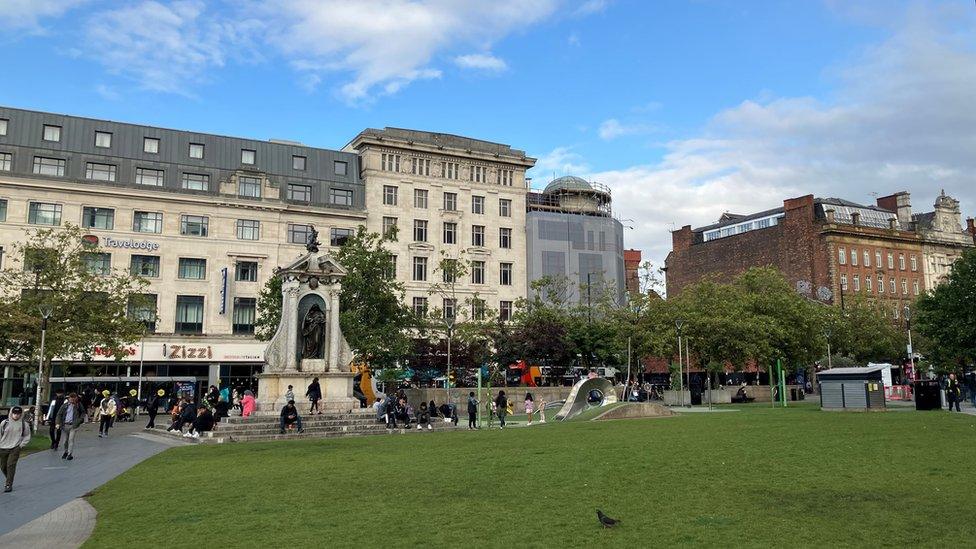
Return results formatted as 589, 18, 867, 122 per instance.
904, 305, 915, 382
136, 328, 147, 402
675, 319, 684, 407
823, 327, 832, 369
445, 316, 455, 405
36, 303, 54, 432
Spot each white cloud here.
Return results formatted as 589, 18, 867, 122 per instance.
530, 146, 590, 186
597, 118, 659, 140
0, 0, 87, 34
454, 53, 508, 72
588, 4, 976, 270
574, 0, 609, 17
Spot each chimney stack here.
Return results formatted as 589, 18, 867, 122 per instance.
825, 209, 835, 223
889, 218, 898, 230
967, 218, 976, 243
877, 192, 912, 225
851, 212, 860, 226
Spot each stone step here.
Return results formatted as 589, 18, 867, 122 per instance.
213, 419, 382, 431
200, 424, 461, 444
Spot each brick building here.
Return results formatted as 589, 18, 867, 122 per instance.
624, 249, 641, 294
665, 192, 974, 316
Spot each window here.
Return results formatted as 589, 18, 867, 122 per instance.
288, 184, 312, 202
893, 306, 900, 320
334, 160, 348, 175
241, 149, 255, 165
499, 169, 514, 186
913, 280, 920, 295
910, 255, 918, 272
235, 261, 258, 282
471, 260, 485, 284
412, 257, 427, 281
178, 258, 207, 279
499, 228, 512, 249
413, 220, 428, 242
84, 252, 111, 276
42, 125, 61, 142
143, 137, 159, 154
442, 222, 457, 244
471, 225, 485, 247
499, 198, 511, 217
840, 274, 848, 291
23, 248, 56, 272
412, 297, 428, 316
181, 173, 209, 191
233, 298, 257, 335
865, 276, 873, 292
901, 279, 908, 295
136, 167, 164, 186
175, 296, 204, 334
133, 211, 162, 233
330, 188, 354, 206
471, 165, 486, 183
33, 156, 66, 176
94, 131, 112, 148
0, 118, 7, 135
0, 152, 11, 171
381, 153, 401, 172
238, 176, 261, 198
472, 195, 485, 214
863, 250, 871, 267
414, 189, 428, 209
330, 228, 353, 247
471, 299, 486, 321
499, 301, 513, 321
878, 275, 885, 293
180, 215, 209, 237
0, 199, 6, 222
500, 262, 513, 286
850, 248, 858, 266
852, 275, 860, 291
82, 207, 114, 229
382, 217, 398, 239
288, 224, 313, 245
838, 247, 846, 265
442, 259, 456, 283
383, 255, 396, 280
887, 253, 894, 269
412, 157, 430, 176
236, 219, 260, 240
130, 255, 160, 278
85, 162, 117, 181
443, 298, 456, 320
442, 162, 459, 179
128, 294, 157, 332
898, 254, 906, 270
875, 250, 882, 268
383, 185, 398, 206
28, 202, 62, 225
188, 143, 204, 159
889, 278, 896, 294
293, 155, 307, 171
443, 192, 457, 211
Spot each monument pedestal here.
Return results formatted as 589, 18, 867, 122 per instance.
256, 370, 360, 414
320, 371, 360, 413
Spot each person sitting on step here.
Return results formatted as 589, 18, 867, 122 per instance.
279, 400, 305, 434
416, 402, 432, 431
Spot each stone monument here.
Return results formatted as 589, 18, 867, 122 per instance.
256, 227, 358, 412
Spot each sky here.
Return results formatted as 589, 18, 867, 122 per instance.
1, 0, 975, 268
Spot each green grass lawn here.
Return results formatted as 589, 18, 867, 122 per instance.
85, 403, 976, 548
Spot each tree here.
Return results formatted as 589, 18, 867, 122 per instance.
254, 275, 282, 341
0, 225, 151, 402
915, 248, 976, 371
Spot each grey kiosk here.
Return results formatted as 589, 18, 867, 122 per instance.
818, 366, 887, 411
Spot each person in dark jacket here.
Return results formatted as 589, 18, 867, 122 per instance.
416, 402, 432, 431
279, 400, 304, 434
946, 373, 961, 412
495, 391, 508, 429
45, 389, 67, 450
384, 395, 398, 429
145, 390, 162, 429
214, 397, 230, 422
55, 393, 86, 461
467, 392, 478, 430
187, 407, 214, 439
306, 378, 322, 415
206, 385, 220, 408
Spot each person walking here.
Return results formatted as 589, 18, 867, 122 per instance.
467, 391, 478, 430
495, 391, 508, 430
145, 389, 163, 429
98, 392, 117, 437
56, 393, 85, 461
946, 373, 961, 412
45, 389, 67, 451
1, 407, 32, 493
525, 393, 535, 426
306, 378, 322, 415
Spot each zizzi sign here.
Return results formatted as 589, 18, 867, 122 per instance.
82, 235, 160, 251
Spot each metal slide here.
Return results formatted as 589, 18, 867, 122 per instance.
553, 377, 618, 421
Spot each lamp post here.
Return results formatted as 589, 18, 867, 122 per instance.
36, 303, 54, 431
445, 315, 455, 405
904, 305, 915, 382
137, 327, 147, 402
675, 319, 684, 407
823, 327, 832, 369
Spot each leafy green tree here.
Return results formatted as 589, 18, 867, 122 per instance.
0, 225, 151, 401
254, 275, 282, 341
915, 248, 976, 371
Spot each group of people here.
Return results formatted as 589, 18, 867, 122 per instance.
372, 390, 543, 431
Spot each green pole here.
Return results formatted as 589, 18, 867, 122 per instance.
477, 366, 483, 429
778, 359, 787, 408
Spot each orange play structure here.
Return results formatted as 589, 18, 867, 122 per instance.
353, 362, 382, 404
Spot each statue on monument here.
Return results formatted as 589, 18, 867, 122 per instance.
306, 226, 321, 253
301, 304, 327, 359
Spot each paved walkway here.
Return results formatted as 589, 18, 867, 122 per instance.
0, 498, 96, 548
0, 419, 184, 540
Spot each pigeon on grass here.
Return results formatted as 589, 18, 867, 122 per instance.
597, 510, 619, 528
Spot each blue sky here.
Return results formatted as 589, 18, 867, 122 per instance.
2, 0, 974, 266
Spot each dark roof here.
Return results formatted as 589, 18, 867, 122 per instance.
818, 197, 894, 215
695, 205, 785, 233
912, 211, 936, 228
352, 127, 528, 158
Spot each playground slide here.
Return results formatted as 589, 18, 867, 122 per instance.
553, 377, 618, 421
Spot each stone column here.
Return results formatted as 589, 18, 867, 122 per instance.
328, 286, 340, 372
283, 281, 301, 371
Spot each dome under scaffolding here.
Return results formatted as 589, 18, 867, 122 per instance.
529, 175, 613, 216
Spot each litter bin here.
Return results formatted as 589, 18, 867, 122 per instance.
790, 388, 799, 401
914, 380, 941, 410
